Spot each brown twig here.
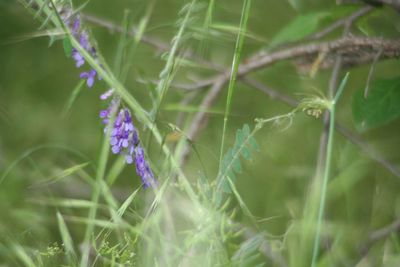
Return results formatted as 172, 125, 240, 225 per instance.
181, 36, 400, 92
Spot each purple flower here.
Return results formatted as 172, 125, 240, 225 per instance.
72, 16, 80, 35
72, 49, 84, 67
80, 69, 97, 87
62, 12, 156, 189
79, 31, 90, 50
101, 106, 156, 188
134, 145, 156, 188
100, 89, 114, 100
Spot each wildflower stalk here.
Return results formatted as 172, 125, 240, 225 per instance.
69, 35, 198, 200
43, 2, 202, 214
310, 73, 349, 267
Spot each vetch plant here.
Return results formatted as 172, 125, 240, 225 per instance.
59, 2, 157, 188
3, 1, 400, 267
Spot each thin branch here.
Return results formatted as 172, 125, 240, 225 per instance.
307, 6, 373, 40
184, 36, 400, 91
359, 217, 400, 255
239, 36, 400, 79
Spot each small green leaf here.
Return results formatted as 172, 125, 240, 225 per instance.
235, 129, 245, 149
269, 12, 330, 48
232, 158, 242, 173
242, 124, 250, 136
248, 136, 259, 151
241, 147, 251, 160
63, 37, 73, 57
352, 77, 400, 132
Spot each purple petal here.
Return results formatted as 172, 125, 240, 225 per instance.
87, 76, 94, 87
112, 145, 121, 154
110, 137, 118, 146
80, 72, 88, 79
99, 110, 109, 118
72, 17, 80, 34
122, 139, 129, 148
100, 89, 114, 100
126, 155, 133, 164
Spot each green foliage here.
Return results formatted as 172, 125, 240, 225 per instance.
218, 124, 259, 193
352, 77, 400, 132
269, 12, 330, 48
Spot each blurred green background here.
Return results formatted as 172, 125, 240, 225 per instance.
1, 0, 400, 265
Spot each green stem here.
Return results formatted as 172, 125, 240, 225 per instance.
310, 73, 349, 267
219, 0, 252, 168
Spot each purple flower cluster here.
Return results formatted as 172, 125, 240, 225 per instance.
100, 98, 156, 188
61, 10, 156, 188
65, 15, 100, 88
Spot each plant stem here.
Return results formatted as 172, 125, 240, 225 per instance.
219, 0, 252, 168
310, 73, 349, 267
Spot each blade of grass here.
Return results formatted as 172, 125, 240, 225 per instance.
11, 243, 35, 267
62, 80, 85, 117
57, 212, 78, 263
218, 0, 252, 169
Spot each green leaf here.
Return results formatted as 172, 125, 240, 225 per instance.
241, 147, 252, 160
269, 12, 330, 48
232, 158, 242, 173
242, 124, 250, 136
63, 37, 73, 57
248, 136, 259, 151
352, 77, 400, 132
